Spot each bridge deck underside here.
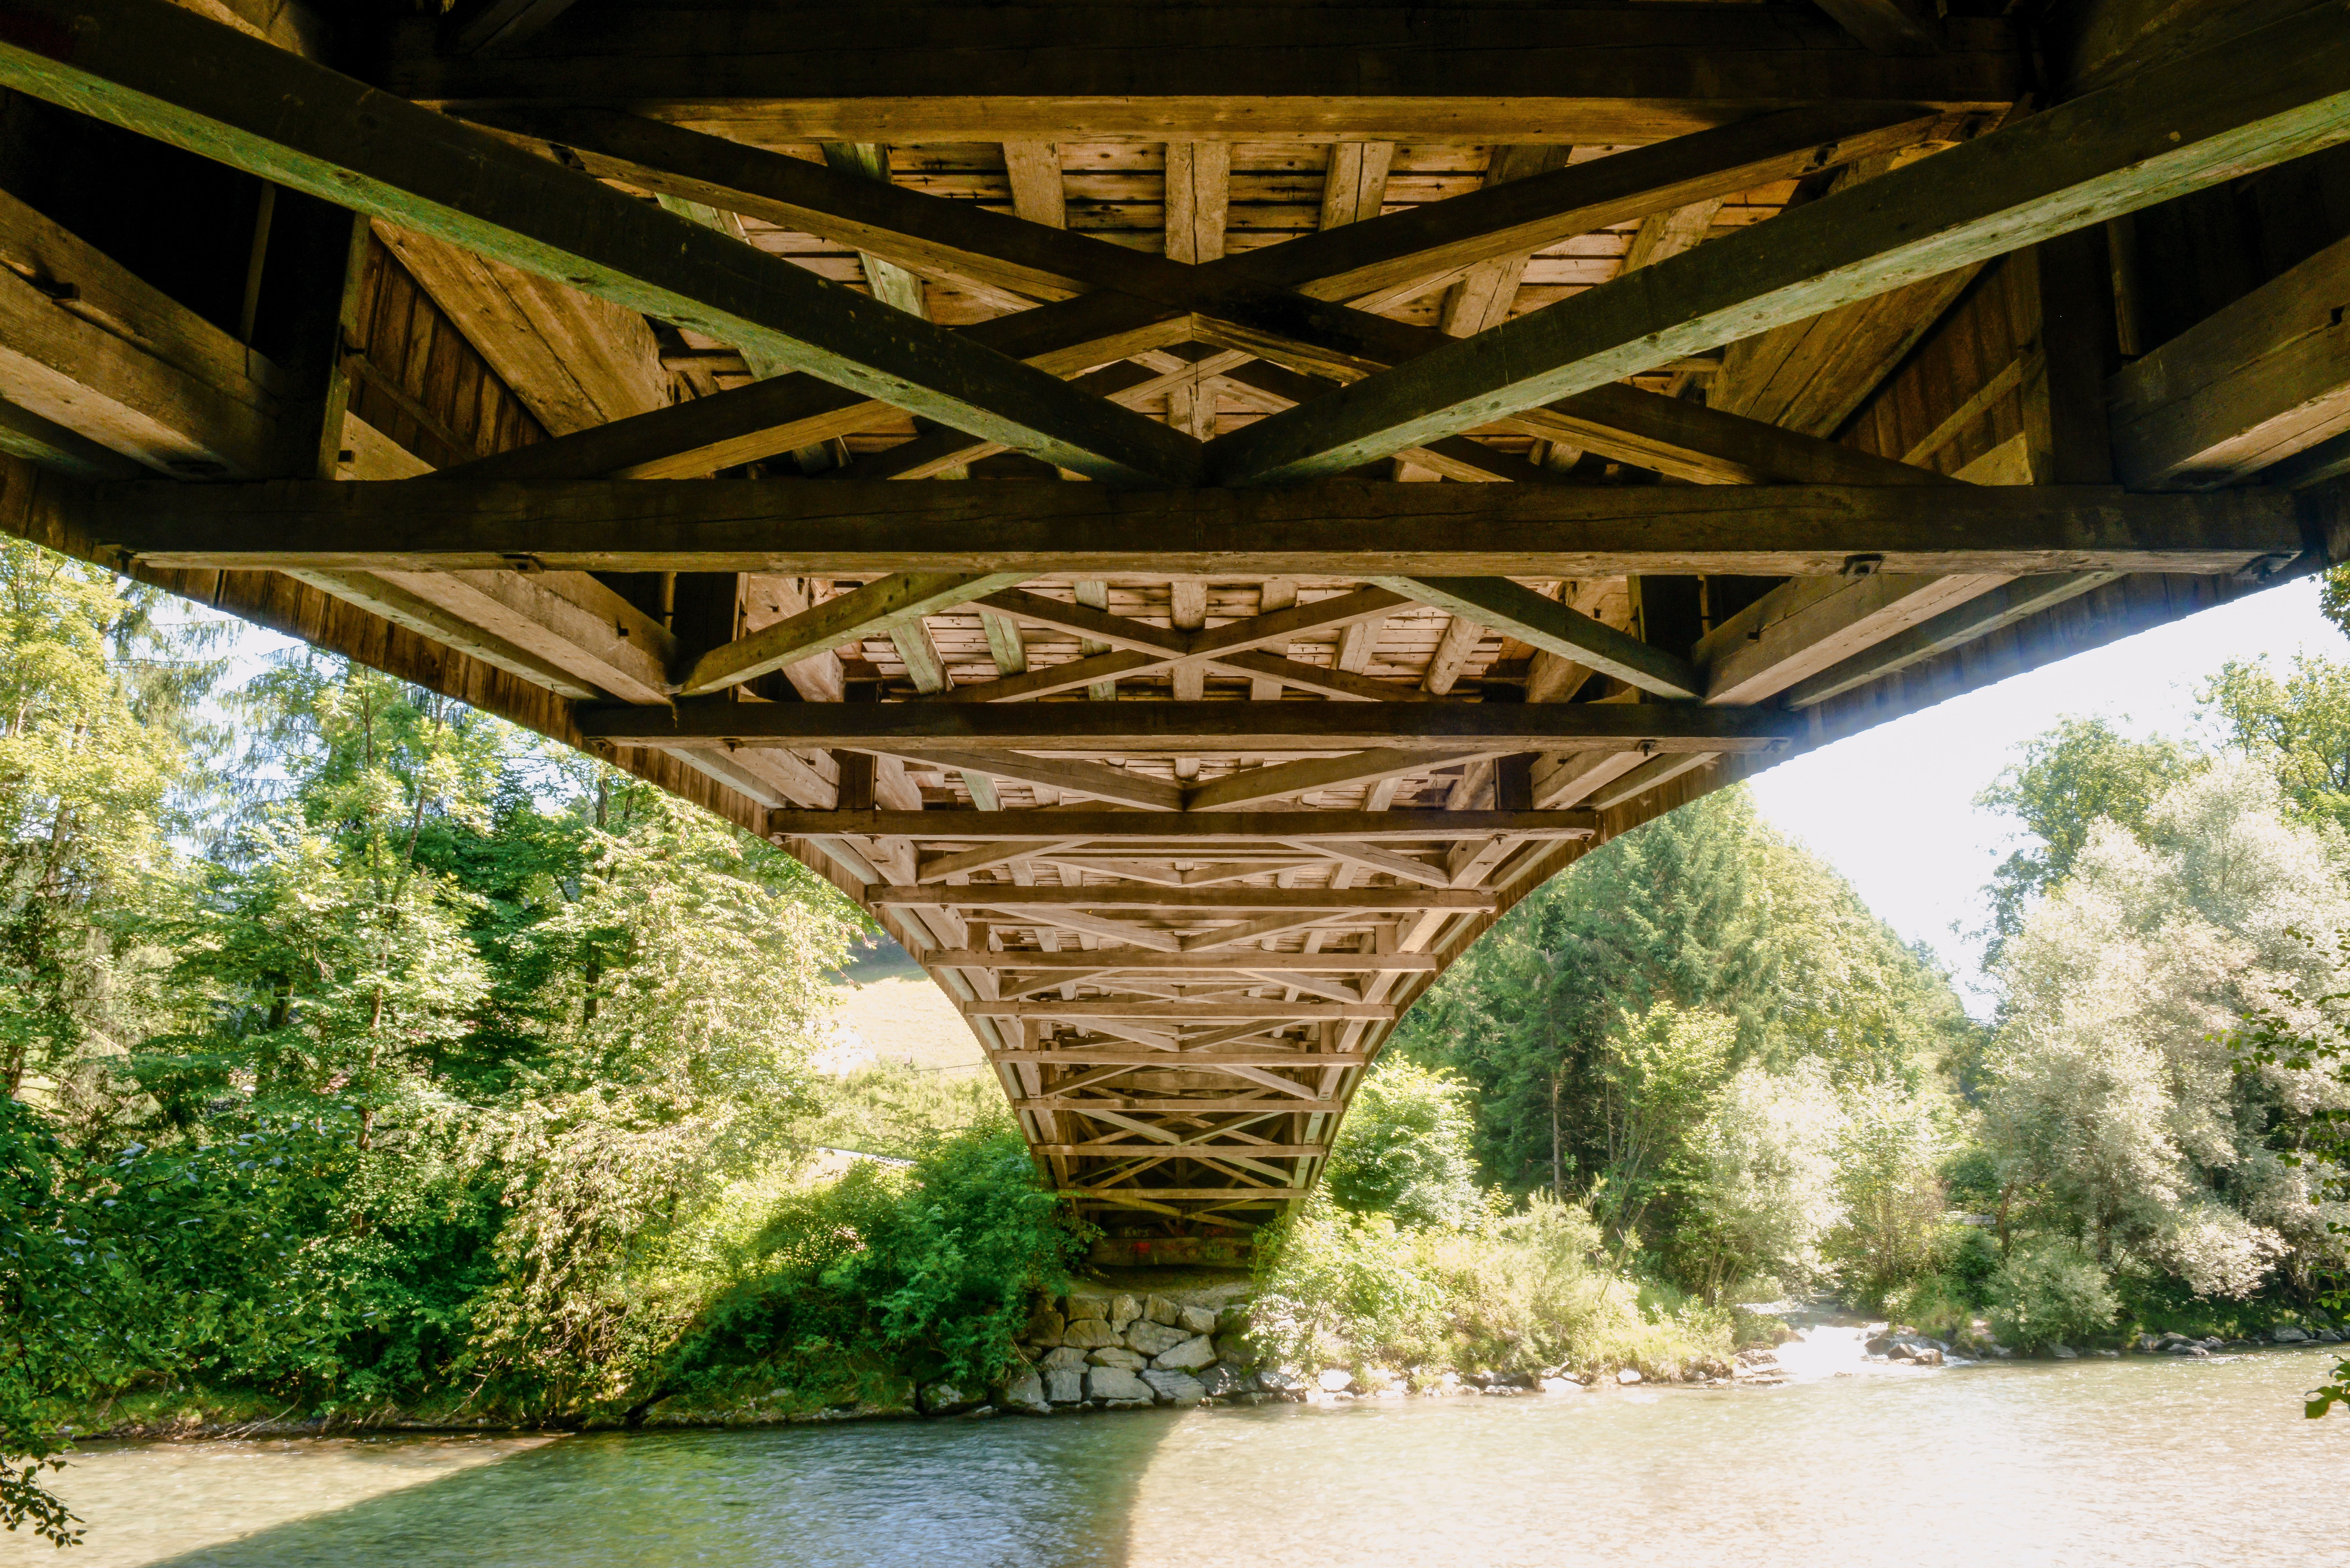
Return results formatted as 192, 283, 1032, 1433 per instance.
0, 0, 2343, 1233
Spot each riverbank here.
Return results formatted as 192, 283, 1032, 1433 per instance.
60, 1287, 2346, 1445
15, 1343, 2346, 1568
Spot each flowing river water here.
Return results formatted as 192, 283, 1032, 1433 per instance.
12, 1338, 2347, 1568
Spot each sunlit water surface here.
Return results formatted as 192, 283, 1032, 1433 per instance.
13, 1345, 2347, 1568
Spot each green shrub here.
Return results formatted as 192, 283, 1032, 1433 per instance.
798, 1062, 1012, 1160
1324, 1060, 1490, 1231
825, 1129, 1086, 1387
1248, 1191, 1728, 1379
663, 1128, 1085, 1404
1945, 1225, 2003, 1302
1987, 1243, 2120, 1350
1883, 1272, 1975, 1340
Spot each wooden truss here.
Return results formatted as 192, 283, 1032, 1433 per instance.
0, 0, 2345, 1229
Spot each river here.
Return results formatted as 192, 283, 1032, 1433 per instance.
12, 1340, 2346, 1568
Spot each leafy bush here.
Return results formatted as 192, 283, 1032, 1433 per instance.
664, 1129, 1086, 1404
1944, 1225, 2003, 1301
798, 1062, 1011, 1161
1324, 1060, 1489, 1231
1883, 1272, 1975, 1340
826, 1130, 1086, 1387
1248, 1190, 1727, 1381
1987, 1243, 2120, 1350
0, 1098, 374, 1544
1823, 1089, 1950, 1308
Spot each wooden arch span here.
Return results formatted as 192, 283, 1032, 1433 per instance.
0, 0, 2345, 1239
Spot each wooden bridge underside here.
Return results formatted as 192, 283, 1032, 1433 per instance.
2, 0, 2347, 1234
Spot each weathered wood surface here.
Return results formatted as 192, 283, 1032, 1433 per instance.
381, 3, 2021, 142
88, 479, 2307, 577
0, 0, 2340, 1231
575, 697, 1796, 752
0, 0, 1202, 484
1207, 5, 2350, 481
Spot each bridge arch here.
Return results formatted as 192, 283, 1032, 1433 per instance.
0, 0, 2335, 1239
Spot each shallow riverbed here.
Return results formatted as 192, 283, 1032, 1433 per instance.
13, 1343, 2347, 1568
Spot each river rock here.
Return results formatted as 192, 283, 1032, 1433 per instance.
1255, 1367, 1305, 1393
2168, 1342, 2210, 1357
920, 1382, 979, 1416
2136, 1334, 2164, 1354
1539, 1377, 1579, 1394
1125, 1319, 1189, 1357
1154, 1336, 1217, 1371
2318, 1330, 2343, 1344
1143, 1369, 1208, 1405
2047, 1344, 2078, 1360
1317, 1368, 1356, 1393
1087, 1367, 1153, 1403
1002, 1369, 1052, 1416
1044, 1369, 1086, 1404
1178, 1305, 1218, 1336
1063, 1319, 1120, 1349
2092, 1349, 2120, 1359
1109, 1293, 1141, 1334
1023, 1306, 1065, 1348
1065, 1295, 1107, 1322
1145, 1294, 1181, 1326
2273, 1325, 2310, 1343
1616, 1368, 1643, 1385
1199, 1363, 1251, 1397
1088, 1346, 1147, 1369
1909, 1347, 1945, 1366
1039, 1346, 1089, 1371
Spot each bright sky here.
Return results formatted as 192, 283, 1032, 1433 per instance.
207, 575, 2346, 1013
1747, 574, 2346, 1010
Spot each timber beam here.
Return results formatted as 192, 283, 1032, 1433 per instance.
0, 0, 1200, 484
443, 100, 1951, 488
380, 6, 2020, 141
1207, 4, 2350, 482
573, 698, 1799, 753
84, 481, 2310, 577
934, 952, 1437, 973
890, 887, 1497, 911
766, 810, 1597, 841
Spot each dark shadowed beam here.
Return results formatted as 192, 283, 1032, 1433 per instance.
930, 951, 1440, 974
440, 103, 1949, 486
1815, 0, 1946, 56
444, 0, 583, 57
1207, 5, 2350, 483
570, 698, 1800, 753
902, 888, 1496, 913
379, 4, 2021, 141
767, 810, 1597, 841
0, 0, 1200, 484
93, 480, 2312, 578
1372, 575, 1704, 698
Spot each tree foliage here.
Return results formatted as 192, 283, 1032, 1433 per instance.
1393, 785, 1974, 1305
0, 574, 1098, 1540
1981, 758, 2350, 1295
1974, 716, 2197, 962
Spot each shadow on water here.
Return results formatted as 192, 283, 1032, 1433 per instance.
139, 1413, 1190, 1568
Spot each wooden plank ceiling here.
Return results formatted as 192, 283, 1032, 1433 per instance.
0, 0, 2346, 1235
